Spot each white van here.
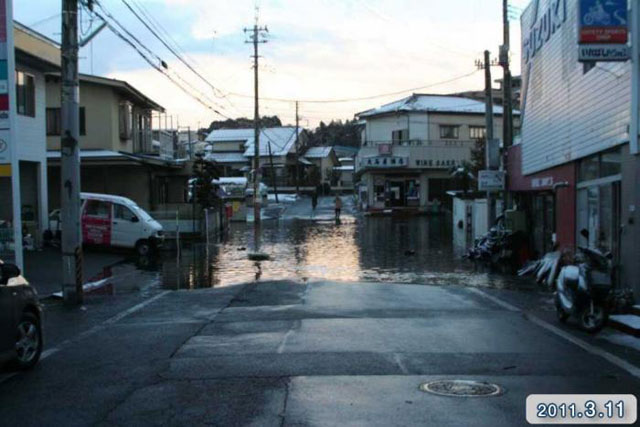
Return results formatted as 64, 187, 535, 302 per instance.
49, 193, 164, 255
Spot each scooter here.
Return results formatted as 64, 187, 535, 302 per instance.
555, 230, 613, 333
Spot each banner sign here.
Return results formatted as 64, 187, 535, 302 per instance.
578, 0, 628, 44
579, 44, 629, 61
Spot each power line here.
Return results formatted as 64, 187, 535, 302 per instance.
88, 3, 233, 119
227, 69, 481, 104
121, 0, 243, 116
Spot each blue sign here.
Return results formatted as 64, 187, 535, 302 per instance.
579, 0, 628, 43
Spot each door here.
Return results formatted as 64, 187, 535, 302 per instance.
111, 203, 141, 248
82, 199, 112, 246
0, 285, 16, 353
388, 181, 406, 207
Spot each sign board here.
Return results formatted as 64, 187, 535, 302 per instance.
578, 0, 628, 62
377, 144, 392, 155
360, 156, 408, 169
478, 170, 505, 192
579, 44, 629, 61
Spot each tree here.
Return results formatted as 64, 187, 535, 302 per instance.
203, 116, 282, 134
308, 119, 361, 148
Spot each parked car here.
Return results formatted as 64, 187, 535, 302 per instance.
0, 260, 43, 370
46, 193, 164, 255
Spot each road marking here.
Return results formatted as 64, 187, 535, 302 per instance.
469, 287, 640, 380
0, 290, 170, 386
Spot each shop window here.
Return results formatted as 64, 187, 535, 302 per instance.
576, 182, 620, 260
578, 147, 621, 182
16, 71, 35, 117
439, 125, 459, 139
469, 126, 486, 140
374, 185, 385, 203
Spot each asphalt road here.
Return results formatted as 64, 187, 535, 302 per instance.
1, 279, 638, 426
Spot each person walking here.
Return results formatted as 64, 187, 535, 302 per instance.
311, 191, 318, 218
334, 195, 342, 221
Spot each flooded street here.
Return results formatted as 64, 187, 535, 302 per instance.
146, 213, 534, 291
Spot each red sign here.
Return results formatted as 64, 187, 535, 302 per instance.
580, 27, 628, 43
0, 94, 8, 110
378, 144, 392, 155
82, 202, 112, 246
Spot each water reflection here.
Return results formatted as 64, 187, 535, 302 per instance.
148, 215, 533, 290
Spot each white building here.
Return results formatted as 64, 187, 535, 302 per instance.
1, 22, 58, 261
355, 94, 518, 211
205, 127, 307, 187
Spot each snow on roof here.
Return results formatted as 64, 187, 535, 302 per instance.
298, 157, 313, 165
213, 177, 248, 185
358, 94, 519, 118
205, 127, 301, 157
338, 157, 355, 163
206, 152, 248, 164
333, 165, 354, 171
303, 146, 333, 158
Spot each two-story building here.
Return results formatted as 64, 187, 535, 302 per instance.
510, 0, 638, 297
45, 73, 186, 211
355, 94, 518, 212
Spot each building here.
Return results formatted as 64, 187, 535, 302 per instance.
355, 94, 519, 212
334, 156, 355, 189
0, 22, 58, 253
45, 73, 191, 212
205, 127, 307, 187
510, 0, 637, 296
301, 146, 339, 185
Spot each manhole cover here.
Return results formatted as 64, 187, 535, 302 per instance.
419, 380, 502, 397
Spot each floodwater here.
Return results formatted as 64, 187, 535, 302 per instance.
135, 214, 535, 291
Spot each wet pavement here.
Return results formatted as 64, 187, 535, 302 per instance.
146, 196, 534, 291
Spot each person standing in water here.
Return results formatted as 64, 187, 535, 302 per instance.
311, 191, 318, 218
334, 195, 342, 221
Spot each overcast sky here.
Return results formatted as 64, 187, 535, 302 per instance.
15, 0, 528, 130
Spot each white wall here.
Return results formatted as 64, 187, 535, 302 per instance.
520, 0, 630, 175
16, 66, 46, 163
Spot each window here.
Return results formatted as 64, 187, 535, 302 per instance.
439, 125, 459, 139
119, 102, 133, 140
469, 126, 486, 140
578, 147, 621, 182
16, 71, 35, 117
46, 108, 60, 136
46, 107, 86, 136
391, 129, 408, 144
114, 204, 137, 221
84, 200, 111, 218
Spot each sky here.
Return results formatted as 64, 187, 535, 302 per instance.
15, 0, 529, 130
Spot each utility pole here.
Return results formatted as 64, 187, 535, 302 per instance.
187, 125, 192, 159
483, 50, 497, 229
61, 0, 83, 304
266, 137, 279, 202
244, 16, 268, 224
500, 0, 513, 210
295, 101, 300, 194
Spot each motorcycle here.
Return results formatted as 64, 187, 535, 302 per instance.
555, 229, 613, 333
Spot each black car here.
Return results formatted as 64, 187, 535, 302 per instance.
0, 261, 43, 370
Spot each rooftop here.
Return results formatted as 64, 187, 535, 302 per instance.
303, 146, 334, 159
357, 94, 520, 118
205, 127, 302, 157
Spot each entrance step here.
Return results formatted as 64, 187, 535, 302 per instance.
630, 305, 640, 316
608, 314, 640, 338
